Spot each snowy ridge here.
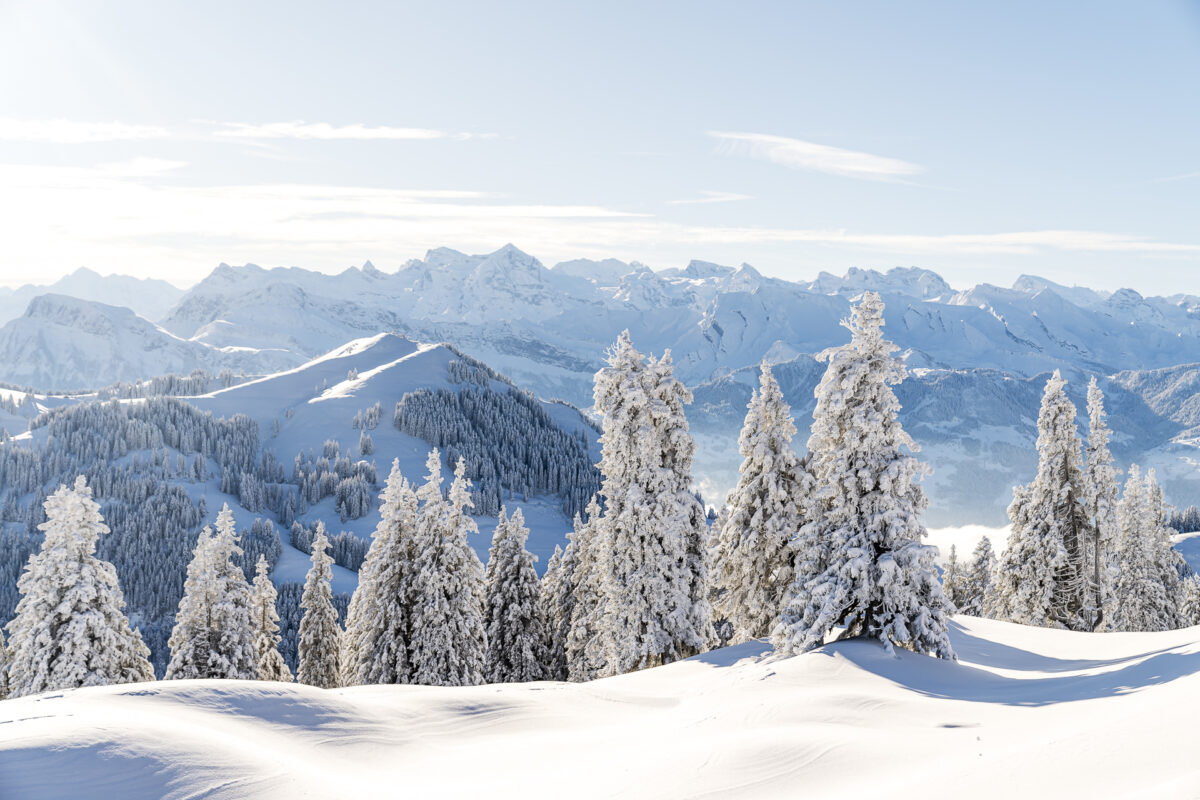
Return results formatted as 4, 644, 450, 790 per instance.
4, 617, 1200, 798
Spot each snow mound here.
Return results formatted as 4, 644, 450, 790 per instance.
3, 617, 1200, 798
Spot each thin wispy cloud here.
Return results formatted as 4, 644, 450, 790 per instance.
0, 117, 169, 143
1, 159, 1195, 284
709, 131, 923, 181
1153, 170, 1200, 183
208, 121, 495, 141
668, 191, 753, 205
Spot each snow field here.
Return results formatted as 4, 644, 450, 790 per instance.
3, 617, 1200, 799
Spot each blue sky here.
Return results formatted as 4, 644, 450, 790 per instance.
0, 0, 1198, 293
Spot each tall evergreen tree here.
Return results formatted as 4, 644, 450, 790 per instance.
773, 293, 953, 658
1084, 377, 1120, 630
5, 477, 153, 697
565, 497, 609, 681
484, 507, 547, 683
648, 350, 715, 658
592, 332, 713, 675
538, 543, 570, 681
1112, 467, 1181, 632
409, 453, 487, 686
942, 545, 965, 610
297, 522, 341, 688
992, 372, 1093, 630
963, 536, 997, 617
712, 363, 809, 643
251, 555, 292, 683
341, 460, 419, 686
166, 504, 258, 680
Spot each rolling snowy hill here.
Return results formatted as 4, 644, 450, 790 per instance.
3, 616, 1199, 799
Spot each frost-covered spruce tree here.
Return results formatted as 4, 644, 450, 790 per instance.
409, 452, 487, 686
1084, 377, 1120, 630
566, 497, 610, 681
538, 544, 570, 680
297, 522, 341, 688
963, 536, 997, 617
165, 504, 258, 680
5, 477, 153, 697
592, 332, 698, 674
647, 350, 715, 658
342, 460, 419, 686
1179, 574, 1200, 628
484, 507, 547, 683
251, 555, 292, 682
772, 293, 953, 658
712, 363, 810, 643
1112, 467, 1181, 632
992, 372, 1093, 630
941, 545, 965, 611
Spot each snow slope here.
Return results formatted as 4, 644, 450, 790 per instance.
4, 616, 1200, 799
185, 332, 599, 572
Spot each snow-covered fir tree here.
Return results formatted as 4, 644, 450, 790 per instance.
590, 332, 710, 675
942, 545, 965, 610
647, 350, 715, 659
1084, 377, 1120, 630
992, 372, 1093, 630
538, 542, 573, 681
773, 293, 953, 659
963, 536, 997, 617
409, 452, 487, 686
251, 555, 292, 683
1112, 467, 1181, 632
341, 459, 419, 686
1179, 574, 1200, 628
4, 477, 154, 697
565, 497, 609, 681
165, 504, 258, 680
712, 362, 810, 643
484, 507, 547, 683
297, 522, 341, 688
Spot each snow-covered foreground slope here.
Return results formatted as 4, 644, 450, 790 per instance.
4, 617, 1200, 799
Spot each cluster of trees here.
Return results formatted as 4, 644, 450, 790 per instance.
288, 520, 369, 572
709, 292, 953, 658
967, 373, 1200, 632
393, 384, 600, 518
290, 444, 377, 522
93, 368, 241, 401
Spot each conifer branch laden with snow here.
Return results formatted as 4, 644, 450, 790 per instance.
297, 522, 342, 688
1112, 467, 1182, 632
4, 476, 154, 697
772, 292, 953, 659
1083, 378, 1120, 630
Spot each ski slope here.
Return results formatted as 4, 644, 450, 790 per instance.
3, 616, 1199, 799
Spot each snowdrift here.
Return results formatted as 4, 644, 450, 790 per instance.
4, 616, 1200, 799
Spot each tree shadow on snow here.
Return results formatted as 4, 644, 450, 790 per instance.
832, 623, 1200, 707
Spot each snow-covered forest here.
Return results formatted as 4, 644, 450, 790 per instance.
2, 291, 1195, 702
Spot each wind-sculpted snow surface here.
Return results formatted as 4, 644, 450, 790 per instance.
3, 617, 1200, 798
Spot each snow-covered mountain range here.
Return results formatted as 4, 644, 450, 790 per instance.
2, 246, 1198, 523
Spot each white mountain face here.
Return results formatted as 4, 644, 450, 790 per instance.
1, 246, 1198, 524
0, 295, 297, 391
0, 267, 184, 326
